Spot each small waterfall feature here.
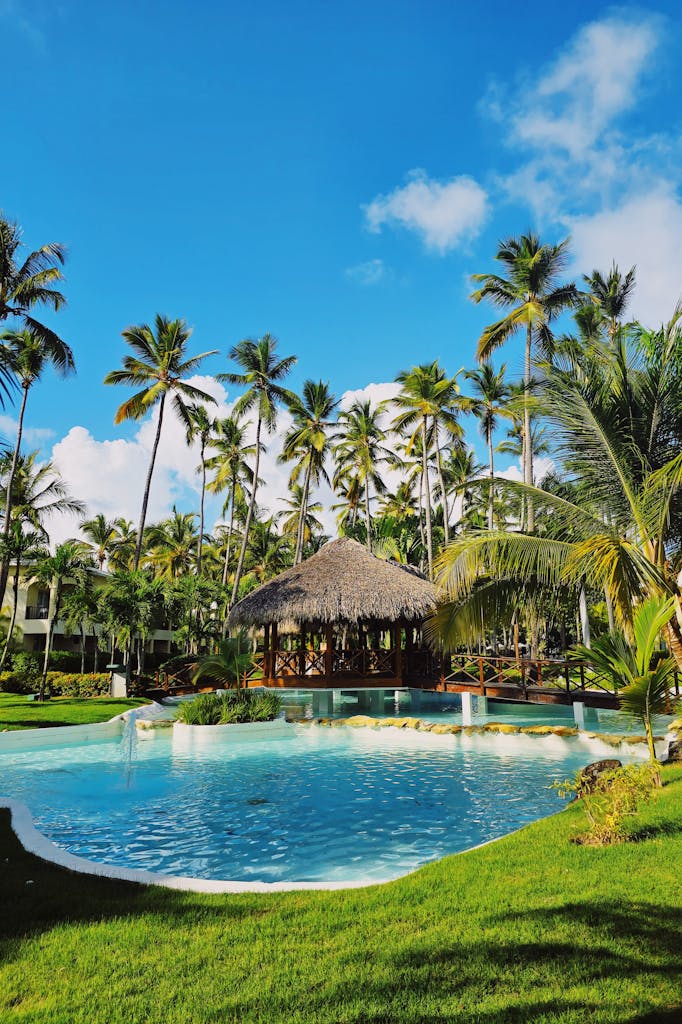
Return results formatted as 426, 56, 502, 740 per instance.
120, 713, 138, 786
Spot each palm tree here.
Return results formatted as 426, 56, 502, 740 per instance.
205, 414, 257, 589
573, 595, 676, 778
334, 399, 392, 553
0, 451, 84, 531
279, 484, 324, 551
431, 320, 682, 659
81, 514, 120, 570
393, 362, 460, 573
192, 635, 254, 689
217, 334, 296, 604
584, 263, 636, 345
106, 518, 137, 572
103, 315, 217, 569
34, 542, 93, 699
279, 380, 338, 564
0, 214, 67, 351
0, 522, 46, 667
145, 508, 199, 579
0, 326, 76, 609
61, 577, 100, 673
185, 403, 215, 576
470, 233, 580, 529
243, 517, 292, 587
462, 364, 511, 531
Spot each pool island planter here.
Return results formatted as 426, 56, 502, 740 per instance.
173, 717, 293, 745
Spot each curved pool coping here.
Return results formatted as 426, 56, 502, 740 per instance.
0, 703, 675, 893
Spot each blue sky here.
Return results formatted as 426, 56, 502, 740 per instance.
2, 0, 682, 539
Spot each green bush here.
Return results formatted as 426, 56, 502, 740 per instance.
554, 763, 658, 845
175, 690, 282, 726
0, 670, 31, 694
47, 673, 111, 697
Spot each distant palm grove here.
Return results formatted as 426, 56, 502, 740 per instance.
2, 210, 682, 684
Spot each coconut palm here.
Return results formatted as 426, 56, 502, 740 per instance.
279, 484, 324, 552
192, 634, 254, 689
106, 519, 137, 572
242, 517, 292, 587
334, 399, 392, 553
0, 522, 47, 667
470, 233, 580, 528
392, 362, 460, 574
584, 263, 636, 345
430, 321, 682, 659
80, 514, 121, 570
0, 326, 76, 606
34, 542, 93, 699
572, 595, 676, 777
279, 380, 338, 564
103, 315, 217, 569
461, 364, 511, 531
0, 214, 67, 353
145, 508, 200, 580
185, 403, 215, 575
216, 334, 296, 604
205, 414, 258, 588
0, 451, 84, 531
61, 577, 100, 673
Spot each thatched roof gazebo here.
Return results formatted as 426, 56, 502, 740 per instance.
229, 538, 439, 688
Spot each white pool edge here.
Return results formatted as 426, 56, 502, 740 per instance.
1, 703, 676, 893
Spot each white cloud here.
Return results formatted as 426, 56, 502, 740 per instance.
364, 170, 488, 253
497, 457, 554, 486
484, 13, 663, 219
0, 414, 55, 446
569, 188, 682, 326
344, 259, 387, 286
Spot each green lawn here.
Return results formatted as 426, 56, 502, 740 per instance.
0, 693, 150, 731
0, 766, 680, 1023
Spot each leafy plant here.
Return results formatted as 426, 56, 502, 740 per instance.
192, 634, 254, 689
554, 763, 658, 845
175, 689, 281, 725
572, 595, 678, 777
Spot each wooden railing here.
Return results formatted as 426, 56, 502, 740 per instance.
442, 654, 608, 696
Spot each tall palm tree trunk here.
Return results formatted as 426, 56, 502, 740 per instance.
231, 417, 261, 605
524, 324, 534, 532
197, 438, 206, 576
134, 393, 166, 570
0, 383, 30, 610
295, 458, 313, 565
40, 582, 61, 700
364, 479, 372, 552
222, 478, 237, 587
421, 417, 433, 577
0, 554, 21, 668
434, 437, 450, 545
487, 423, 495, 532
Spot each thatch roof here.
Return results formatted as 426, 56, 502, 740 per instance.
228, 538, 437, 629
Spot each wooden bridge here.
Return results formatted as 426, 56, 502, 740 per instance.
150, 649, 680, 711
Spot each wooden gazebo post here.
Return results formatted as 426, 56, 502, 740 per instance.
324, 622, 333, 682
271, 621, 278, 682
264, 623, 271, 681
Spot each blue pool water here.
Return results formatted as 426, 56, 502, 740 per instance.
1, 724, 611, 883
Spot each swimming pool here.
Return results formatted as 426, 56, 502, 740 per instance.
1, 721, 622, 884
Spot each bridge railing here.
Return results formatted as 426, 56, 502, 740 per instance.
442, 654, 614, 696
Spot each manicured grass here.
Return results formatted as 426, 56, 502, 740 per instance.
1, 767, 680, 1023
0, 693, 150, 731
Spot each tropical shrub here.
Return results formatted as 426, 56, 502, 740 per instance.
47, 673, 110, 697
192, 635, 254, 689
554, 763, 658, 845
175, 690, 282, 725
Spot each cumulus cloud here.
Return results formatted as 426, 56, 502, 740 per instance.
569, 188, 682, 327
497, 456, 554, 486
364, 170, 488, 253
344, 259, 388, 286
0, 414, 55, 446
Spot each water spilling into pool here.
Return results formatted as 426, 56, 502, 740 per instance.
1, 723, 610, 883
